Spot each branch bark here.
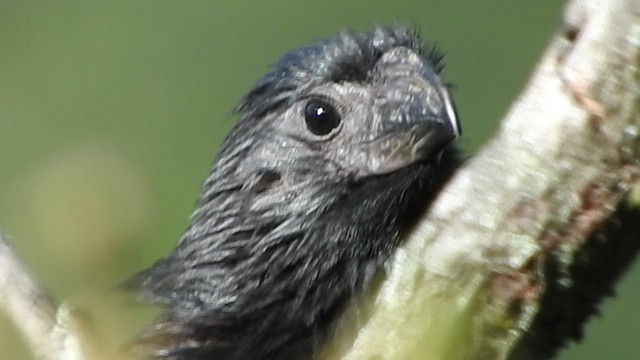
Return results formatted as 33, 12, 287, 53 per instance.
319, 0, 640, 359
1, 0, 639, 359
0, 234, 88, 360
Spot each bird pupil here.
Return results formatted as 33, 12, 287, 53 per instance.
304, 99, 340, 136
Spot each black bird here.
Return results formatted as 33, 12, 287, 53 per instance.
125, 25, 461, 360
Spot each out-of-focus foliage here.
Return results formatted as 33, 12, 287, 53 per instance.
0, 1, 637, 359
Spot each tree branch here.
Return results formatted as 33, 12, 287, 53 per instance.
0, 233, 90, 360
319, 0, 640, 359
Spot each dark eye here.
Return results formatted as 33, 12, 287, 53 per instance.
303, 99, 341, 136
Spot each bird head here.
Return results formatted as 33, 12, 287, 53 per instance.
127, 26, 461, 360
217, 26, 460, 191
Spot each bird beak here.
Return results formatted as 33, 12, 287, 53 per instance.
363, 46, 461, 176
365, 84, 460, 176
442, 87, 461, 139
365, 115, 458, 175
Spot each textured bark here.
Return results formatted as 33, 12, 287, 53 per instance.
1, 0, 639, 359
0, 235, 91, 360
319, 0, 640, 359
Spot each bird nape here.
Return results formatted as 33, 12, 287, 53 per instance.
124, 25, 461, 360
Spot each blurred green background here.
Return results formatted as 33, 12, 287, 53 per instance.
0, 1, 638, 359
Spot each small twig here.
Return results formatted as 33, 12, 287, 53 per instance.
0, 233, 86, 360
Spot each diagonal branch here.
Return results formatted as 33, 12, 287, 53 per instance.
319, 0, 640, 359
0, 233, 87, 360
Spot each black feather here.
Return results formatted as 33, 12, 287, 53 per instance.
125, 25, 461, 360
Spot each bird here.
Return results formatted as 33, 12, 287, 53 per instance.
124, 25, 461, 360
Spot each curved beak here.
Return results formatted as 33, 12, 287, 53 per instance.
365, 47, 461, 176
365, 109, 459, 175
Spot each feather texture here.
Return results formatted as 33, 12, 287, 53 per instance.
125, 25, 461, 360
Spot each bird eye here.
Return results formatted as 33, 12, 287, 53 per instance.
303, 99, 341, 136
